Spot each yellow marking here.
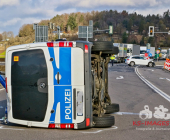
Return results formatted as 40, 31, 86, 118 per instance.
14, 56, 19, 62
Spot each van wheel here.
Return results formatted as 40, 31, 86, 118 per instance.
148, 62, 153, 67
130, 61, 135, 66
105, 103, 119, 114
93, 115, 115, 128
92, 41, 119, 54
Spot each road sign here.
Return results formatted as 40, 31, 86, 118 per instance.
145, 53, 148, 57
146, 49, 150, 53
78, 26, 93, 38
35, 25, 48, 42
109, 25, 113, 34
148, 53, 152, 57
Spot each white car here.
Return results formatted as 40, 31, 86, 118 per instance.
125, 55, 155, 67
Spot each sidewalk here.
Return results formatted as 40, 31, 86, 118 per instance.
155, 60, 165, 66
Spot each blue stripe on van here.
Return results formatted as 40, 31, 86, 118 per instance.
48, 47, 72, 124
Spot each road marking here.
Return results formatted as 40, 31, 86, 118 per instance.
147, 69, 154, 71
116, 76, 124, 79
155, 65, 164, 66
113, 112, 139, 115
166, 78, 170, 82
0, 126, 24, 131
135, 67, 170, 102
159, 77, 170, 82
80, 126, 118, 134
0, 106, 3, 108
159, 77, 165, 79
0, 88, 5, 91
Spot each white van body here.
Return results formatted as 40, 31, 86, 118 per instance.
5, 41, 92, 129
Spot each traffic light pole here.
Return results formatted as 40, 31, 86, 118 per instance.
154, 32, 169, 33
56, 26, 60, 39
149, 26, 170, 37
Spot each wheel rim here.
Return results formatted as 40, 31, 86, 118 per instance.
131, 62, 134, 66
149, 63, 152, 67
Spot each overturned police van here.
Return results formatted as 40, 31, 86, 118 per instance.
4, 41, 119, 129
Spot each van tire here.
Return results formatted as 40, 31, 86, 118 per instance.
92, 41, 119, 54
93, 115, 115, 128
105, 103, 119, 114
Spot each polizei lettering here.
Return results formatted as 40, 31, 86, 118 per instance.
65, 89, 72, 120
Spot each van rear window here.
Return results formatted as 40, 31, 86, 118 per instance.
11, 49, 48, 122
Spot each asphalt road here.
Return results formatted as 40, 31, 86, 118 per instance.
0, 63, 170, 140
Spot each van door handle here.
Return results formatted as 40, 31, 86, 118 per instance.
57, 72, 60, 84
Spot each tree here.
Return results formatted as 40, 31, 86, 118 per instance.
2, 31, 7, 40
19, 24, 34, 37
138, 20, 144, 34
67, 16, 77, 30
122, 32, 128, 43
0, 34, 2, 41
94, 22, 100, 28
7, 31, 14, 38
140, 36, 145, 46
133, 40, 137, 44
127, 19, 133, 31
79, 15, 84, 23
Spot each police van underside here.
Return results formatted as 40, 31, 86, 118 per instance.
5, 41, 119, 129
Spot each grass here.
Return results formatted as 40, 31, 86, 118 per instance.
0, 51, 5, 58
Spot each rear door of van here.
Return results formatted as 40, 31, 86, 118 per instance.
7, 47, 49, 124
48, 43, 85, 125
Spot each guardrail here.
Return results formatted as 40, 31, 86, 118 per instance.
164, 58, 170, 71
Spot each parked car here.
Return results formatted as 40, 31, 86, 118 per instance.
125, 55, 155, 67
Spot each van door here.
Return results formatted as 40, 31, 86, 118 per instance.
10, 49, 48, 122
48, 46, 84, 124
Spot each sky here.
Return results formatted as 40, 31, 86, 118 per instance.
0, 0, 170, 36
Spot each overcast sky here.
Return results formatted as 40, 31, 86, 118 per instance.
0, 0, 170, 36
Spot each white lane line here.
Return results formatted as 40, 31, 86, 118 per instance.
147, 69, 154, 71
116, 76, 124, 79
113, 112, 139, 115
135, 66, 170, 102
166, 78, 170, 82
0, 106, 3, 108
159, 77, 165, 79
0, 126, 24, 131
80, 126, 118, 134
0, 88, 5, 91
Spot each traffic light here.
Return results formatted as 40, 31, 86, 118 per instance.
53, 23, 55, 30
48, 22, 52, 29
149, 26, 154, 37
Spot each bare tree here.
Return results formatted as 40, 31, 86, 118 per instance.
0, 34, 2, 41
2, 31, 7, 40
